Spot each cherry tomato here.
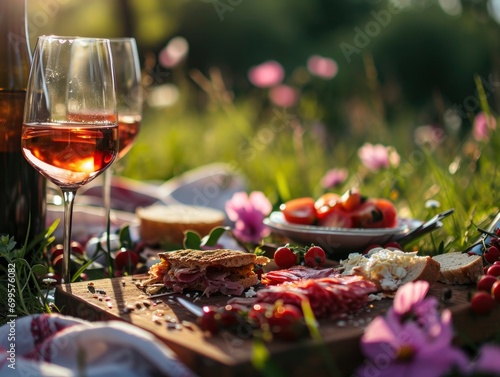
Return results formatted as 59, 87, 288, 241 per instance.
477, 274, 497, 293
470, 291, 495, 315
340, 188, 363, 212
219, 304, 245, 328
50, 244, 64, 261
318, 207, 353, 228
248, 303, 273, 328
114, 248, 139, 272
384, 241, 402, 250
486, 264, 500, 277
492, 280, 500, 302
314, 193, 342, 220
280, 197, 317, 225
351, 199, 397, 228
304, 246, 326, 267
274, 246, 298, 269
484, 245, 500, 264
268, 304, 304, 340
70, 241, 85, 256
363, 244, 383, 255
52, 254, 64, 273
198, 306, 220, 334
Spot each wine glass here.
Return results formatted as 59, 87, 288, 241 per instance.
22, 36, 118, 283
102, 38, 142, 229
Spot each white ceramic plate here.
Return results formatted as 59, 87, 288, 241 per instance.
264, 211, 423, 255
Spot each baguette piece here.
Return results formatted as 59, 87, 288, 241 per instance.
432, 252, 483, 284
341, 248, 440, 291
136, 204, 225, 246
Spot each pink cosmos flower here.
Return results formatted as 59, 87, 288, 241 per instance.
248, 61, 285, 88
358, 143, 400, 172
320, 168, 348, 189
159, 36, 189, 68
307, 55, 338, 79
356, 281, 469, 377
473, 112, 497, 141
268, 85, 299, 107
225, 191, 272, 244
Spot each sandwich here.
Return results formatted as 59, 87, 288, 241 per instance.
143, 249, 270, 296
340, 247, 440, 291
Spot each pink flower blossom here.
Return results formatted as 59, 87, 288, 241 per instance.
358, 143, 400, 172
320, 168, 348, 189
268, 85, 299, 107
159, 36, 189, 68
248, 60, 285, 88
307, 55, 338, 79
356, 281, 469, 377
225, 191, 272, 244
473, 112, 497, 141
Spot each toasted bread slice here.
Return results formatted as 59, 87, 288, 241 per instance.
158, 249, 268, 269
432, 252, 483, 284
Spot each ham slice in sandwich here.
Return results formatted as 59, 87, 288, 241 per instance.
144, 249, 269, 296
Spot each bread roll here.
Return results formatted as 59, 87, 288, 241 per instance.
136, 204, 225, 246
432, 252, 483, 284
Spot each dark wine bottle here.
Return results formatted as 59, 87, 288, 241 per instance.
0, 0, 46, 248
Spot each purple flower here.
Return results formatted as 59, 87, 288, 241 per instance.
269, 84, 299, 108
320, 168, 348, 189
356, 281, 469, 377
248, 61, 285, 88
473, 112, 497, 141
473, 344, 500, 374
307, 55, 338, 79
358, 143, 400, 172
225, 191, 272, 244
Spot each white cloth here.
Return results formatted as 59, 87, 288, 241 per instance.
0, 314, 197, 377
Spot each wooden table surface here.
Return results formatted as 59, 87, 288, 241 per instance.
55, 276, 500, 377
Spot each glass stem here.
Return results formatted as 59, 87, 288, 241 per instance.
62, 189, 77, 284
102, 169, 114, 277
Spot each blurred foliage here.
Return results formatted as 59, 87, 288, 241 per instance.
26, 0, 500, 254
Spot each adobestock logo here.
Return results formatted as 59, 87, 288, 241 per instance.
339, 0, 433, 63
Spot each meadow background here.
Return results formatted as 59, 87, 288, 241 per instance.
28, 0, 500, 253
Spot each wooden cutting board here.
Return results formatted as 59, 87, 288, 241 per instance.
55, 277, 500, 377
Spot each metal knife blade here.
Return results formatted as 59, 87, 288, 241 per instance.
177, 297, 204, 317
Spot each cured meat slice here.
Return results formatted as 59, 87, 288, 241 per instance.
255, 276, 377, 319
261, 265, 342, 285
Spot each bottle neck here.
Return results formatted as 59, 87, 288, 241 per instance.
0, 0, 31, 91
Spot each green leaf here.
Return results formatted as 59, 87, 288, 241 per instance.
183, 231, 202, 249
119, 225, 133, 250
31, 264, 47, 276
201, 226, 230, 247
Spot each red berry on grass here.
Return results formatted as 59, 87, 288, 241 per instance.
304, 246, 326, 267
492, 280, 500, 302
494, 261, 500, 266
274, 246, 298, 269
487, 264, 500, 277
470, 291, 495, 315
477, 275, 497, 293
484, 245, 500, 264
